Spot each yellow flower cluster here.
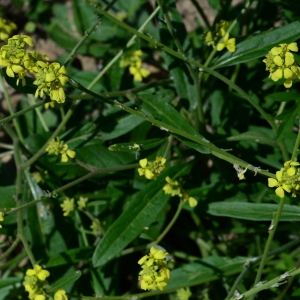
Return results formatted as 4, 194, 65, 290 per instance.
23, 265, 68, 300
0, 212, 4, 228
120, 50, 150, 82
60, 196, 89, 217
0, 18, 17, 41
0, 34, 68, 103
45, 137, 76, 162
177, 287, 192, 300
138, 157, 166, 180
263, 43, 300, 88
90, 219, 101, 236
138, 246, 171, 291
203, 20, 236, 53
268, 160, 300, 198
163, 177, 198, 207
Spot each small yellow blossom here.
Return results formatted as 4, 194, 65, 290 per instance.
54, 289, 68, 300
0, 18, 17, 41
0, 212, 4, 228
216, 33, 236, 52
138, 246, 171, 291
77, 197, 88, 209
268, 160, 300, 198
138, 157, 166, 180
26, 265, 50, 281
45, 137, 75, 162
177, 287, 192, 300
163, 177, 198, 208
120, 50, 150, 82
263, 42, 300, 88
203, 20, 236, 53
60, 197, 75, 216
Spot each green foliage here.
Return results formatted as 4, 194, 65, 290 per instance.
2, 1, 300, 300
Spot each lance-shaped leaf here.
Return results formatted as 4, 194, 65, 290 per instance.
208, 202, 300, 221
92, 163, 192, 267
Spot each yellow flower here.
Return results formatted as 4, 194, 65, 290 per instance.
138, 246, 171, 291
77, 197, 88, 209
138, 157, 166, 180
54, 289, 68, 300
163, 177, 182, 197
216, 33, 236, 52
90, 219, 101, 236
45, 137, 75, 162
0, 212, 4, 228
129, 60, 150, 82
60, 197, 75, 217
26, 265, 50, 281
263, 42, 300, 88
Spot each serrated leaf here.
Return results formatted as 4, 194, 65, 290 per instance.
92, 163, 191, 267
165, 256, 247, 291
213, 21, 300, 68
48, 271, 81, 292
139, 92, 210, 154
226, 131, 277, 147
108, 138, 165, 152
268, 92, 300, 102
208, 202, 300, 221
276, 102, 300, 141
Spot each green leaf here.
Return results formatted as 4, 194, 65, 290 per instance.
44, 247, 93, 267
212, 21, 300, 68
108, 138, 165, 152
76, 142, 135, 168
92, 163, 191, 267
165, 256, 247, 291
268, 92, 300, 102
0, 186, 17, 225
1, 68, 36, 94
276, 102, 300, 141
0, 278, 21, 289
48, 270, 81, 292
226, 131, 277, 147
139, 92, 210, 154
208, 202, 300, 221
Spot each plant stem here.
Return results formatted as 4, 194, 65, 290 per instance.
13, 139, 36, 266
6, 163, 138, 216
85, 2, 277, 132
0, 74, 24, 143
291, 124, 300, 161
250, 196, 286, 300
0, 236, 20, 262
87, 5, 161, 90
155, 200, 184, 244
28, 94, 49, 132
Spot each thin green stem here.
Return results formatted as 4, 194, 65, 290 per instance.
155, 200, 184, 244
28, 94, 49, 132
6, 163, 138, 216
190, 0, 211, 29
0, 100, 45, 125
250, 196, 286, 299
69, 77, 276, 179
85, 2, 276, 132
156, 0, 204, 126
14, 139, 35, 266
0, 236, 20, 262
63, 0, 118, 67
75, 211, 89, 247
87, 6, 161, 90
291, 124, 300, 161
163, 135, 173, 159
0, 75, 24, 143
